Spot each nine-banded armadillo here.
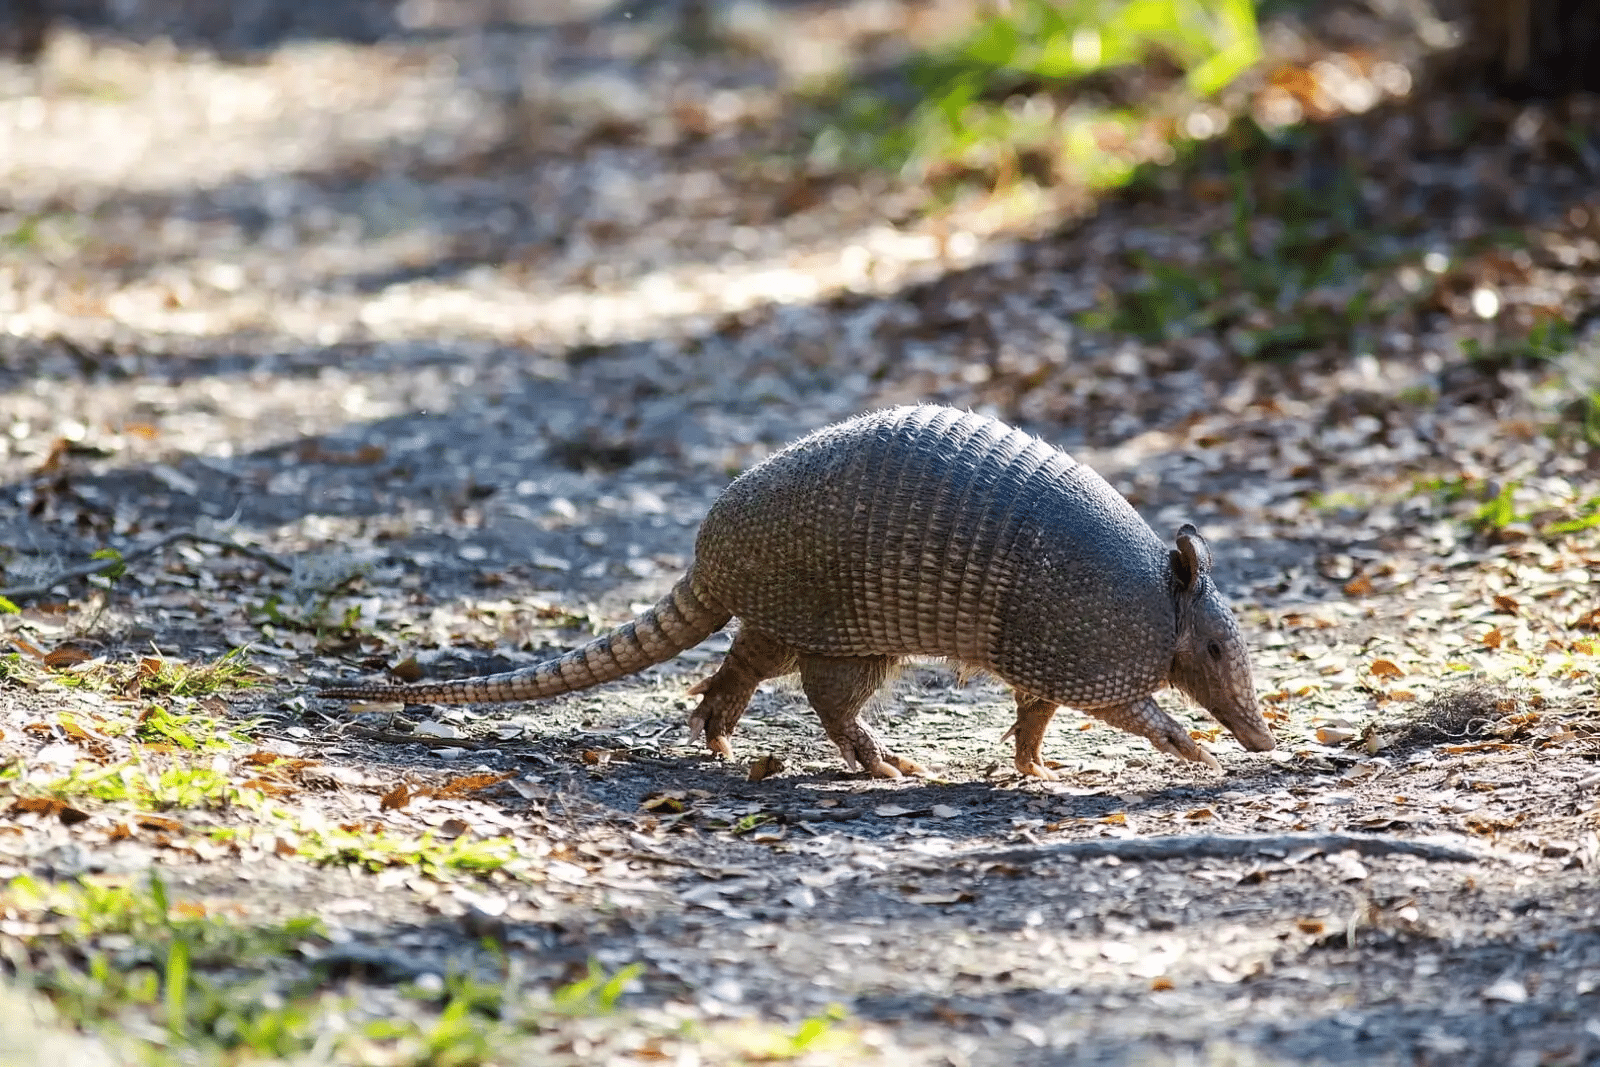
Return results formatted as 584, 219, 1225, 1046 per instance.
321, 405, 1274, 778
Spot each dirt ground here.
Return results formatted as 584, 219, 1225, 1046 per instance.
2, 1, 1599, 1064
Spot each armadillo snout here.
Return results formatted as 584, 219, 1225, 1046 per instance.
1171, 591, 1275, 753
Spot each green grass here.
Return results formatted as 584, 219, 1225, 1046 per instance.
3, 870, 860, 1067
290, 823, 526, 879
4, 873, 326, 1055
1411, 475, 1600, 539
0, 648, 262, 699
809, 0, 1260, 192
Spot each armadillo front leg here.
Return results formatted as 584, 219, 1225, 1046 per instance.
1088, 696, 1220, 769
799, 655, 925, 778
686, 626, 798, 760
1005, 694, 1060, 781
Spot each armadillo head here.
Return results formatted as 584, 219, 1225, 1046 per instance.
1165, 524, 1275, 753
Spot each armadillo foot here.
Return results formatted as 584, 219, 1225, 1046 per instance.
835, 740, 924, 778
1015, 758, 1059, 781
686, 626, 799, 762
1009, 694, 1060, 782
1087, 697, 1222, 770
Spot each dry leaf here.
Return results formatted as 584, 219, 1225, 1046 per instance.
43, 646, 94, 669
1369, 659, 1404, 679
1149, 976, 1175, 992
1185, 808, 1215, 821
237, 777, 295, 797
747, 754, 785, 782
1316, 726, 1357, 744
380, 783, 412, 810
1481, 628, 1504, 649
906, 890, 973, 905
641, 792, 686, 814
138, 814, 183, 833
435, 773, 514, 799
931, 804, 961, 819
1492, 595, 1520, 615
11, 796, 89, 824
1343, 575, 1374, 597
390, 656, 423, 682
1482, 976, 1528, 1003
582, 749, 612, 766
1295, 918, 1326, 935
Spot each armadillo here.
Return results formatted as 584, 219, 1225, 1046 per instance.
321, 405, 1274, 778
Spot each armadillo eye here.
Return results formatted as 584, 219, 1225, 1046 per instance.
1207, 641, 1223, 661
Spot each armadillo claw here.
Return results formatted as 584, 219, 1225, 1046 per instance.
865, 761, 904, 779
1015, 758, 1058, 781
705, 734, 734, 760
886, 753, 926, 776
1148, 729, 1220, 769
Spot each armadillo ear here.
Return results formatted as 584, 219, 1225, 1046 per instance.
1172, 524, 1212, 591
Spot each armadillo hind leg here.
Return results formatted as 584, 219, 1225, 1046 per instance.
1087, 697, 1221, 770
686, 626, 798, 760
1005, 694, 1060, 781
798, 654, 924, 779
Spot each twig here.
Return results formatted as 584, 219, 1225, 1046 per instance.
961, 832, 1485, 866
620, 850, 755, 880
341, 727, 492, 751
0, 530, 290, 601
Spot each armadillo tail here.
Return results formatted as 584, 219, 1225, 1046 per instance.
318, 573, 731, 705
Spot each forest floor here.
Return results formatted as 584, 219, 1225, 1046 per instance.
2, 1, 1599, 1064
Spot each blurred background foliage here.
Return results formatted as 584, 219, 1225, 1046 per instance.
809, 0, 1262, 194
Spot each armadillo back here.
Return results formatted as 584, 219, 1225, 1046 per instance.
693, 405, 1174, 706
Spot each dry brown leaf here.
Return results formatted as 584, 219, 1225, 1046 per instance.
1101, 813, 1127, 825
237, 778, 295, 797
1296, 918, 1326, 935
380, 783, 412, 810
437, 818, 471, 839
390, 656, 423, 682
1185, 808, 1215, 821
138, 814, 183, 833
1317, 726, 1357, 744
1343, 575, 1374, 597
435, 772, 514, 799
582, 749, 612, 766
56, 718, 95, 743
747, 753, 785, 782
641, 792, 687, 814
43, 646, 94, 670
1481, 628, 1504, 649
12, 796, 89, 824
1464, 813, 1525, 835
1149, 976, 1175, 992
1369, 659, 1404, 679
1492, 595, 1520, 615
